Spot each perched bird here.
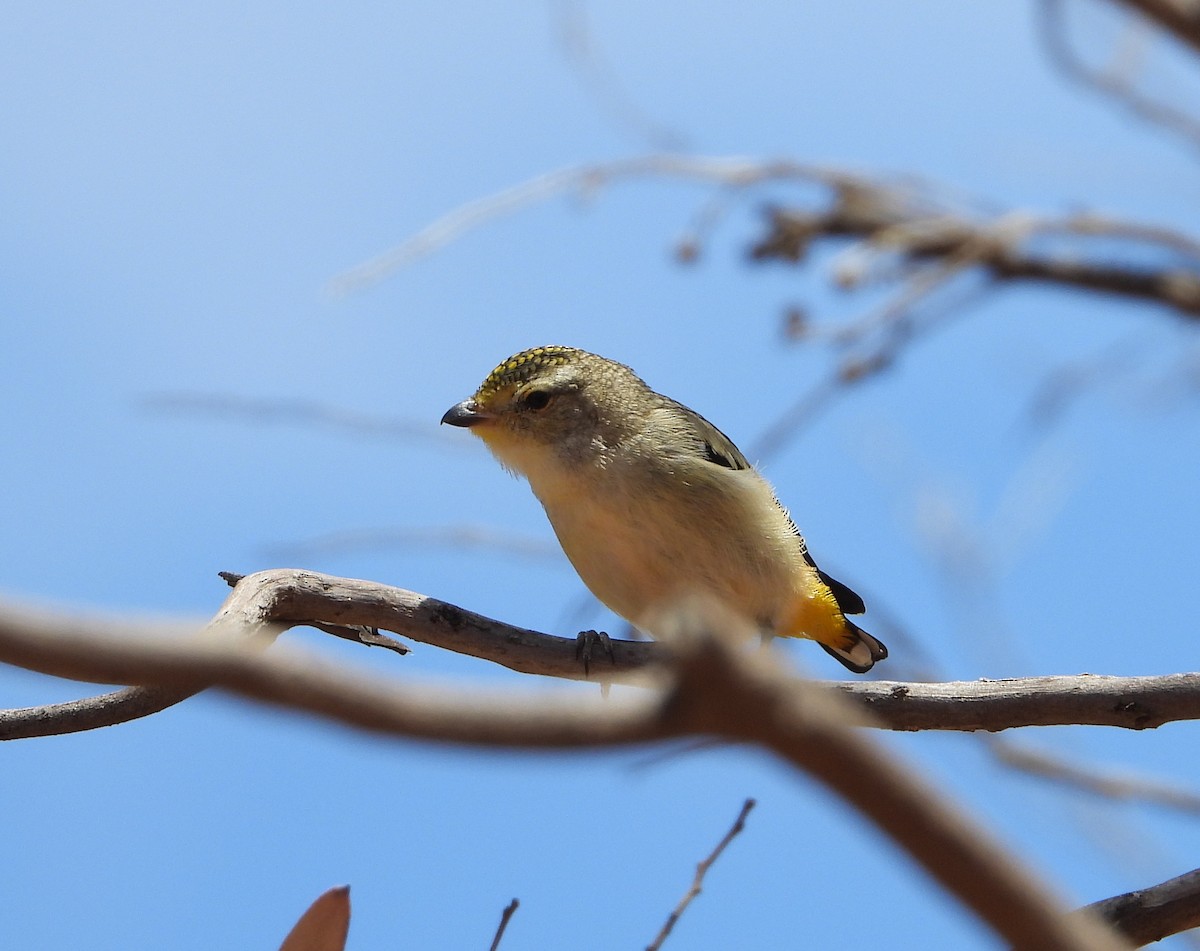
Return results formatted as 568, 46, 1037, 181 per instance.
441, 346, 887, 673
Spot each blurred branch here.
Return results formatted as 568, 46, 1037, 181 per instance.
264, 525, 560, 563
988, 734, 1200, 811
1040, 0, 1200, 149
1110, 0, 1200, 57
986, 736, 1200, 815
3, 570, 1199, 740
0, 586, 1132, 949
331, 154, 1200, 322
327, 155, 855, 294
1085, 867, 1200, 946
752, 202, 1200, 319
556, 0, 688, 151
140, 393, 461, 448
647, 798, 755, 951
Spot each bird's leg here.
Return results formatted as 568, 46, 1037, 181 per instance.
575, 629, 615, 675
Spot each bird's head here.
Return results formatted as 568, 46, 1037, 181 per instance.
441, 346, 650, 478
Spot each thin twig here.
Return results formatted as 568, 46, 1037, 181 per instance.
646, 798, 756, 950
488, 898, 520, 951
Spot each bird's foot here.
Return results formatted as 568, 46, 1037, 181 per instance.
575, 629, 615, 675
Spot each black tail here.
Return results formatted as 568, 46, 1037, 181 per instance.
820, 620, 887, 674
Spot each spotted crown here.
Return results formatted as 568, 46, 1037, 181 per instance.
475, 346, 585, 399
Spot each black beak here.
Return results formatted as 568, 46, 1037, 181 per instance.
441, 399, 489, 428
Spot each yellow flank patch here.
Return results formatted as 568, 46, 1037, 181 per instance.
780, 583, 852, 648
477, 346, 581, 401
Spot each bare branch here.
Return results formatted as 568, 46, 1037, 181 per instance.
1085, 867, 1200, 946
0, 591, 1134, 948
646, 798, 755, 950
3, 571, 1199, 740
848, 673, 1200, 732
488, 898, 520, 951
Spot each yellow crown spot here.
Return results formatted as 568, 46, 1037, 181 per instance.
476, 346, 582, 400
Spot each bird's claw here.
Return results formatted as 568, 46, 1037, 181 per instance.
575, 629, 615, 675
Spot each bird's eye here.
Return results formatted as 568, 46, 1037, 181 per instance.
523, 389, 553, 411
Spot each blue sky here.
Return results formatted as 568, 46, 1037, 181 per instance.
3, 2, 1200, 948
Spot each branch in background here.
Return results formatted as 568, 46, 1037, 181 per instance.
986, 736, 1200, 815
751, 202, 1200, 319
0, 588, 1133, 949
326, 155, 1200, 462
646, 798, 756, 951
327, 155, 847, 294
556, 0, 688, 152
3, 570, 1200, 740
140, 392, 462, 449
488, 898, 520, 951
1040, 0, 1200, 151
329, 154, 1200, 321
262, 525, 560, 563
1086, 867, 1200, 946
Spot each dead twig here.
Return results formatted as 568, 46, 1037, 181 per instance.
488, 898, 520, 951
646, 798, 756, 950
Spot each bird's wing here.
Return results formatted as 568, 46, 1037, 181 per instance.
669, 399, 752, 471
669, 396, 867, 616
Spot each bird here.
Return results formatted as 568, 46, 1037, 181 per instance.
440, 345, 887, 673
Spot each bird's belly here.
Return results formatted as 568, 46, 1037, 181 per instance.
538, 480, 794, 635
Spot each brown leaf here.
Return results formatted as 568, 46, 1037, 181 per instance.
278, 886, 351, 951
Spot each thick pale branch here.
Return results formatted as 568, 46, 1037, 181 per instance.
2, 571, 1199, 741
847, 674, 1200, 732
0, 588, 1130, 949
